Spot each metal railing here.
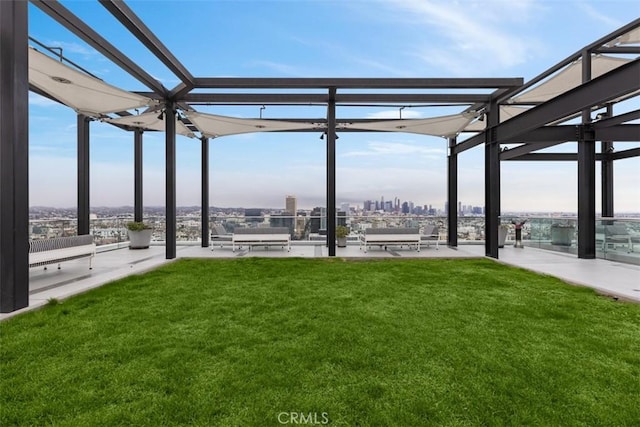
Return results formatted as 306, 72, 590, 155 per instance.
28, 214, 640, 265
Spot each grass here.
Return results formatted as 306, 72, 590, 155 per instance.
1, 258, 639, 426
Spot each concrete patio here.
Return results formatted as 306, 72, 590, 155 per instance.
2, 242, 638, 321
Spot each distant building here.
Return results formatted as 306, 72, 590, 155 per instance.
270, 213, 294, 236
285, 195, 297, 215
244, 208, 263, 225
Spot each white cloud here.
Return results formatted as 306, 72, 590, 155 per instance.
388, 0, 543, 74
29, 93, 59, 107
342, 141, 445, 158
366, 110, 423, 119
578, 3, 622, 28
248, 60, 302, 76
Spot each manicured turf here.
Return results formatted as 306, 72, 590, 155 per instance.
1, 258, 639, 426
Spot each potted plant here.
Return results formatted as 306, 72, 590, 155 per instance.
336, 225, 349, 247
550, 223, 575, 246
498, 224, 509, 248
126, 221, 152, 249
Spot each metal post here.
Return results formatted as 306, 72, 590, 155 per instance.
484, 102, 500, 259
201, 137, 209, 248
447, 137, 458, 247
0, 0, 29, 313
578, 50, 596, 259
601, 104, 614, 217
77, 114, 90, 235
134, 129, 143, 222
165, 103, 176, 259
578, 124, 596, 258
327, 88, 337, 256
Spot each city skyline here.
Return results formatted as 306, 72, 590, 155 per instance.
28, 1, 640, 212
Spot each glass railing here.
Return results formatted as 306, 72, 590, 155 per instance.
28, 214, 640, 265
596, 218, 640, 263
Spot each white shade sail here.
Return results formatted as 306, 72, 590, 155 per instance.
608, 26, 640, 46
104, 112, 195, 138
463, 106, 531, 132
342, 113, 477, 138
186, 111, 322, 137
29, 47, 153, 116
510, 55, 632, 104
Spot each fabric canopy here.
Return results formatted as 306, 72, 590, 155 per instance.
104, 112, 195, 138
608, 26, 640, 46
510, 55, 632, 104
186, 111, 322, 137
341, 112, 477, 138
463, 106, 531, 132
29, 47, 153, 116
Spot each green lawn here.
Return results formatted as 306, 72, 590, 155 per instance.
1, 258, 639, 426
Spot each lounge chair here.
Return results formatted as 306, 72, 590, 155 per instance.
210, 224, 232, 249
420, 225, 440, 249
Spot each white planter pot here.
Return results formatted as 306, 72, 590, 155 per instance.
498, 227, 508, 248
337, 237, 347, 247
128, 229, 152, 249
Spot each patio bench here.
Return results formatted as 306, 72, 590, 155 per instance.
596, 224, 638, 253
359, 228, 421, 253
420, 225, 440, 249
29, 235, 96, 270
232, 227, 291, 252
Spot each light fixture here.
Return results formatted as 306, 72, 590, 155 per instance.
478, 113, 485, 122
51, 76, 71, 84
320, 133, 325, 140
157, 110, 165, 120
259, 105, 266, 119
399, 106, 406, 119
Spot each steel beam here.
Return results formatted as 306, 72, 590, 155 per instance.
165, 103, 176, 259
98, 0, 194, 91
447, 137, 458, 247
77, 115, 90, 235
134, 129, 143, 222
594, 109, 640, 128
0, 0, 29, 313
31, 0, 167, 96
327, 88, 337, 257
495, 60, 640, 142
497, 18, 640, 103
453, 132, 485, 155
193, 77, 523, 89
612, 147, 640, 160
201, 137, 209, 248
596, 124, 640, 142
500, 141, 566, 160
504, 153, 605, 161
181, 92, 490, 104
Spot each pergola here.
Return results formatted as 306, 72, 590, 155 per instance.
1, 1, 639, 313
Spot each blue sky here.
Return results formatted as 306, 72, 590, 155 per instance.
28, 0, 639, 212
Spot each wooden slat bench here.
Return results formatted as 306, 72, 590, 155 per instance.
232, 227, 291, 252
359, 228, 421, 253
29, 235, 96, 270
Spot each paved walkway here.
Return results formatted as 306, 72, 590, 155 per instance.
2, 243, 638, 321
